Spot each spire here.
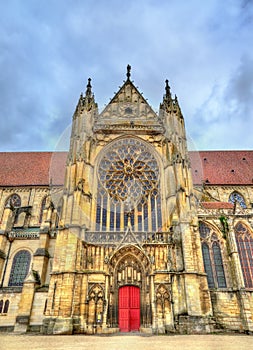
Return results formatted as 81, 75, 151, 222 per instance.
85, 78, 92, 98
73, 77, 97, 118
165, 79, 171, 99
126, 64, 131, 80
159, 78, 183, 119
160, 78, 172, 112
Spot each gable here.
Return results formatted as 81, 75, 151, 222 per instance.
94, 79, 163, 133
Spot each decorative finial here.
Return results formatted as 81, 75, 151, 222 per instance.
165, 79, 171, 98
126, 64, 131, 80
85, 78, 92, 97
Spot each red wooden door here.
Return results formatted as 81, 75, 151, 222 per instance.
119, 286, 140, 332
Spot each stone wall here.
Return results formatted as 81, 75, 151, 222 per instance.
210, 290, 243, 331
0, 289, 21, 330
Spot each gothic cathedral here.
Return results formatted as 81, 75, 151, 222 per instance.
1, 67, 253, 334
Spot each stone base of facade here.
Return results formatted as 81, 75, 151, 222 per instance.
42, 317, 73, 335
14, 315, 30, 333
140, 326, 153, 334
2, 316, 252, 335
175, 315, 215, 334
42, 317, 121, 335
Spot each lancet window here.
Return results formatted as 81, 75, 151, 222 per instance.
8, 250, 31, 286
199, 222, 226, 288
95, 138, 162, 232
235, 223, 253, 288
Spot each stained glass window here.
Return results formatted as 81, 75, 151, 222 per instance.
229, 192, 247, 209
202, 243, 214, 288
4, 194, 21, 224
200, 222, 226, 288
8, 250, 31, 286
96, 138, 162, 232
5, 194, 21, 208
235, 223, 253, 288
212, 242, 226, 287
199, 222, 210, 239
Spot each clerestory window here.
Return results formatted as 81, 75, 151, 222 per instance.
229, 192, 247, 209
3, 194, 21, 224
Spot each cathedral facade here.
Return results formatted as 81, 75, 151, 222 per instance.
0, 67, 253, 334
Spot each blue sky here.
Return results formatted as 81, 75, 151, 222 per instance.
0, 0, 252, 151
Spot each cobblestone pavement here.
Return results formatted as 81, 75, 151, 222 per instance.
0, 334, 253, 350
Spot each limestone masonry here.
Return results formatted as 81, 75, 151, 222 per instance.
1, 67, 253, 334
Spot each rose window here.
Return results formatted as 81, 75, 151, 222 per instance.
96, 138, 162, 232
98, 139, 159, 207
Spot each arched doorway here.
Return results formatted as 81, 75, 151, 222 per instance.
119, 285, 140, 332
108, 245, 152, 330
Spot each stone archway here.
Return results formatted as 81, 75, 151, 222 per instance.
107, 245, 152, 330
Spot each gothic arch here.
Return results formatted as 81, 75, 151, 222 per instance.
107, 245, 152, 328
109, 245, 150, 272
228, 191, 247, 209
87, 284, 105, 325
1, 193, 21, 223
234, 221, 253, 288
199, 221, 227, 288
199, 221, 223, 239
5, 193, 21, 208
234, 220, 252, 234
92, 136, 164, 232
94, 135, 164, 169
155, 284, 171, 316
8, 249, 31, 286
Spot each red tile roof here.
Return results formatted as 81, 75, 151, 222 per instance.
0, 152, 67, 186
0, 150, 252, 187
201, 202, 234, 209
190, 151, 253, 185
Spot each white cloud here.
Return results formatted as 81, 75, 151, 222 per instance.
0, 0, 252, 150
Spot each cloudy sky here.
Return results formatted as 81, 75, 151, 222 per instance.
0, 0, 252, 152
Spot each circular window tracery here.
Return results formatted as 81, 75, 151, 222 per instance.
98, 138, 159, 208
95, 138, 162, 232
